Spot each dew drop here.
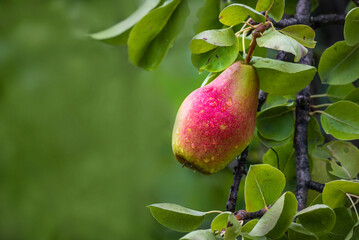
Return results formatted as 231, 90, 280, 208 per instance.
210, 121, 215, 128
203, 87, 213, 93
204, 158, 210, 163
209, 101, 218, 107
191, 143, 196, 149
185, 137, 190, 143
212, 139, 217, 145
226, 97, 232, 107
204, 131, 209, 136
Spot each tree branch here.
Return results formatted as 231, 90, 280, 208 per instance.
293, 0, 313, 211
294, 50, 313, 211
307, 181, 325, 193
272, 14, 345, 29
226, 148, 248, 212
234, 206, 269, 221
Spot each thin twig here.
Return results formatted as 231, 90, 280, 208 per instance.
234, 206, 269, 221
226, 148, 248, 212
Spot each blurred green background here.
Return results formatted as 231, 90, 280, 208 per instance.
0, 1, 237, 239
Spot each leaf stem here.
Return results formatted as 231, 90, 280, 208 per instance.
309, 110, 325, 115
347, 193, 359, 220
311, 103, 332, 108
310, 94, 328, 98
206, 210, 223, 214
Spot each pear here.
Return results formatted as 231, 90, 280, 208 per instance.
172, 62, 259, 175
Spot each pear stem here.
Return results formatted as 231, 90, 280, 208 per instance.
243, 22, 271, 65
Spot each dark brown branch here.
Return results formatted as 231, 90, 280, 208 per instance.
234, 206, 269, 221
272, 14, 345, 29
226, 148, 248, 212
307, 181, 325, 193
310, 14, 345, 29
294, 51, 313, 211
293, 0, 313, 211
257, 90, 268, 111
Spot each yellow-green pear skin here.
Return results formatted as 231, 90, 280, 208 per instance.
172, 62, 259, 175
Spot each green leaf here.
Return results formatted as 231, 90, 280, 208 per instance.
201, 71, 221, 87
225, 214, 242, 240
219, 4, 266, 26
128, 0, 184, 68
245, 164, 286, 212
194, 0, 222, 34
322, 180, 359, 209
241, 219, 260, 240
319, 208, 357, 240
263, 141, 296, 185
249, 192, 297, 239
148, 203, 207, 232
345, 88, 359, 104
256, 28, 308, 62
211, 212, 232, 232
288, 223, 318, 240
296, 204, 336, 235
90, 0, 161, 45
138, 0, 189, 70
256, 0, 285, 22
320, 101, 359, 140
318, 41, 359, 85
344, 7, 359, 46
326, 84, 355, 102
250, 56, 316, 96
307, 116, 325, 154
261, 95, 288, 111
190, 28, 236, 54
327, 141, 359, 179
257, 131, 293, 148
191, 37, 240, 72
257, 104, 295, 141
180, 229, 222, 240
279, 25, 316, 48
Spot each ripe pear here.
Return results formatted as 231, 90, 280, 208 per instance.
172, 62, 259, 175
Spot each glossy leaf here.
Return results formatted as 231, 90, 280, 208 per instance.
256, 28, 308, 62
257, 104, 295, 141
241, 219, 260, 240
251, 56, 316, 96
249, 192, 297, 239
261, 95, 288, 111
288, 223, 318, 240
225, 214, 242, 240
245, 164, 286, 212
139, 0, 189, 70
90, 0, 161, 45
319, 208, 357, 240
296, 204, 336, 235
263, 141, 296, 185
327, 141, 359, 179
219, 4, 266, 26
326, 84, 355, 102
189, 28, 236, 54
256, 0, 285, 22
194, 0, 222, 34
318, 41, 359, 85
211, 212, 232, 232
307, 116, 325, 154
279, 25, 316, 48
148, 203, 206, 232
128, 0, 185, 69
345, 88, 359, 104
320, 101, 359, 140
322, 180, 359, 209
191, 37, 240, 72
180, 229, 222, 240
257, 131, 293, 148
344, 7, 359, 46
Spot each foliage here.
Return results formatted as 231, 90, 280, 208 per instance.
92, 0, 359, 239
